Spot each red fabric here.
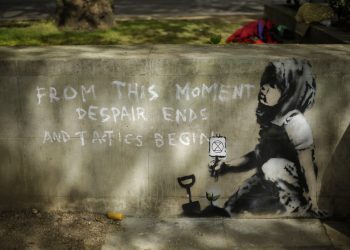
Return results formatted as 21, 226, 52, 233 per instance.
226, 19, 278, 44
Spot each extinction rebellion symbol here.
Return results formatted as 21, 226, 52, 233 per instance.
209, 136, 227, 158
212, 140, 224, 153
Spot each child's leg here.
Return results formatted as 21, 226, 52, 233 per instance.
262, 158, 311, 214
224, 174, 261, 213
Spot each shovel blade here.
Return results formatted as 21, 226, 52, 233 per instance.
182, 201, 201, 216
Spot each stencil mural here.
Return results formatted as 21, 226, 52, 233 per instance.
32, 55, 329, 217
178, 59, 328, 217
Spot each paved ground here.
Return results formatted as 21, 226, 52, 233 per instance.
103, 218, 350, 249
116, 0, 284, 18
1, 211, 350, 249
0, 0, 285, 20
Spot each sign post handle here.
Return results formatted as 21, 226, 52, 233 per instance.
214, 155, 219, 182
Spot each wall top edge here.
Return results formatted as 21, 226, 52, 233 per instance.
0, 45, 349, 61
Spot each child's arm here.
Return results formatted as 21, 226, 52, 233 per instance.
209, 151, 257, 176
284, 112, 325, 214
298, 149, 318, 208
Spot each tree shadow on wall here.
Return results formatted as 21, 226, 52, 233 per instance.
0, 46, 155, 248
319, 122, 350, 217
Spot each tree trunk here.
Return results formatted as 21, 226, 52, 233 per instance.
56, 0, 115, 29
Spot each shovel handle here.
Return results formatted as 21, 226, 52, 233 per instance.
177, 174, 196, 188
177, 174, 196, 203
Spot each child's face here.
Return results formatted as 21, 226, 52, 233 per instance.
259, 84, 281, 106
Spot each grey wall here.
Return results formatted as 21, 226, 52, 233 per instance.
0, 45, 349, 217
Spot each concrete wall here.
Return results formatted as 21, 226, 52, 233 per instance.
0, 45, 349, 217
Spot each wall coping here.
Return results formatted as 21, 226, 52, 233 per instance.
0, 45, 349, 61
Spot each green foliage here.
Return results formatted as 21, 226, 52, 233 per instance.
209, 34, 222, 44
0, 18, 248, 46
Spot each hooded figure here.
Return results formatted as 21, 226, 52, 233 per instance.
210, 59, 325, 217
256, 59, 316, 126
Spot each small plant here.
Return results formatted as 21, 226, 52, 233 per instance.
206, 192, 220, 206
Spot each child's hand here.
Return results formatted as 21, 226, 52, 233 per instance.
208, 158, 227, 177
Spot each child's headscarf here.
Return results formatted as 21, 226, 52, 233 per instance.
256, 59, 316, 126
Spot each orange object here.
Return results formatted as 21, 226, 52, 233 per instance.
107, 212, 124, 221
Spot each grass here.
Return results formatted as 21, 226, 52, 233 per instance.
0, 17, 254, 46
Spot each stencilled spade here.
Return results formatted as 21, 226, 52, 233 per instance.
177, 174, 201, 217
